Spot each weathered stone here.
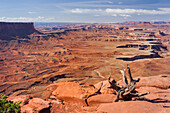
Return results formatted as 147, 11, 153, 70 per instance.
87, 94, 116, 106
136, 74, 170, 89
97, 101, 167, 113
21, 105, 35, 113
28, 98, 50, 112
7, 95, 31, 106
50, 82, 95, 101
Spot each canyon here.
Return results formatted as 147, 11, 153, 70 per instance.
0, 22, 170, 112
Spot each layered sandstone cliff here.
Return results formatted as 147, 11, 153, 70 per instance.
0, 22, 40, 40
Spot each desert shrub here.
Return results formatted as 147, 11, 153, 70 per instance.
0, 94, 21, 113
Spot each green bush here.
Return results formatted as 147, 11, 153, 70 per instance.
0, 94, 21, 113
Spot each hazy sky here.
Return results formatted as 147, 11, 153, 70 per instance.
0, 0, 170, 23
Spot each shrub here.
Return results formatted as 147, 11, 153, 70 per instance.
0, 94, 21, 113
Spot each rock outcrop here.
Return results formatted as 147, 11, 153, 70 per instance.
7, 95, 31, 107
136, 74, 170, 89
97, 101, 167, 113
46, 82, 97, 104
7, 96, 50, 113
94, 74, 170, 113
0, 22, 40, 40
6, 74, 170, 113
139, 22, 152, 25
22, 98, 50, 113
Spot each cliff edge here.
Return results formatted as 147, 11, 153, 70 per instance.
0, 22, 40, 40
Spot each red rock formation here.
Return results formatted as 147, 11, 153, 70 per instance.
166, 22, 170, 25
0, 22, 40, 40
139, 22, 152, 25
7, 95, 31, 107
21, 98, 50, 113
6, 74, 170, 113
136, 74, 170, 89
87, 94, 116, 106
46, 82, 96, 102
97, 101, 167, 113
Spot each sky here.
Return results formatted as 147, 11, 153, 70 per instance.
0, 0, 170, 23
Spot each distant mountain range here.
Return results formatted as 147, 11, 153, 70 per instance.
34, 22, 90, 27
34, 21, 170, 27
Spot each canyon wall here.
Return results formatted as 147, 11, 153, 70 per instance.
0, 22, 39, 40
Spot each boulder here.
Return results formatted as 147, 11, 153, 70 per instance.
7, 95, 31, 106
21, 98, 50, 113
21, 105, 35, 113
48, 82, 96, 101
28, 98, 50, 112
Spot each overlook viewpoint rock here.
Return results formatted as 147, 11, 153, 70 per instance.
0, 22, 40, 40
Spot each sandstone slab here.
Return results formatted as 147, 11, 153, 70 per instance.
87, 94, 116, 106
97, 101, 168, 113
136, 74, 170, 89
49, 82, 96, 102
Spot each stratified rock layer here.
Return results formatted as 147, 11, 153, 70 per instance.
0, 22, 39, 40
